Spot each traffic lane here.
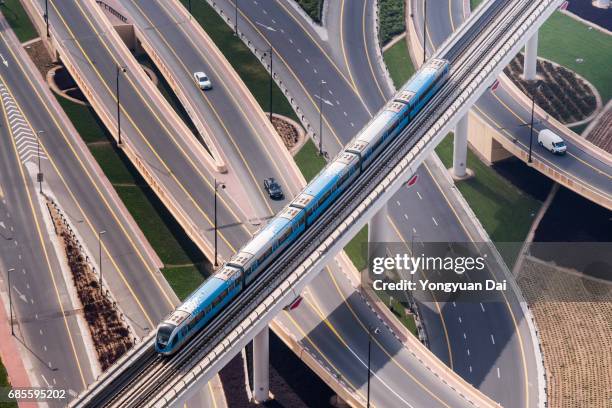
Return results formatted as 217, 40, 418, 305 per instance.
342, 0, 390, 111
126, 0, 290, 217
0, 124, 93, 398
482, 88, 611, 186
280, 287, 451, 407
302, 269, 475, 408
0, 39, 176, 327
44, 0, 252, 255
214, 0, 373, 139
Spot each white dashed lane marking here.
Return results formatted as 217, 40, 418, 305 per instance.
490, 334, 496, 345
0, 84, 48, 165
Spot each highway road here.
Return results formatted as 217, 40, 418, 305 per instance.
200, 0, 540, 406
0, 14, 218, 407
194, 1, 535, 404
413, 0, 611, 204
18, 0, 537, 406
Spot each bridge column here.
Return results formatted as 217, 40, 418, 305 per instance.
252, 325, 270, 403
368, 202, 389, 244
452, 114, 472, 180
523, 31, 539, 80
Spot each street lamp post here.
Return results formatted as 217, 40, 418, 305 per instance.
268, 46, 273, 122
45, 0, 49, 38
7, 268, 15, 335
528, 81, 541, 163
116, 65, 126, 145
366, 326, 380, 408
234, 0, 239, 35
214, 179, 225, 268
319, 79, 326, 156
423, 0, 427, 64
98, 230, 106, 294
36, 130, 44, 194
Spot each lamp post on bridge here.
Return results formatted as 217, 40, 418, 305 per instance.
116, 65, 127, 145
214, 179, 225, 268
528, 81, 542, 163
366, 326, 380, 408
319, 79, 326, 156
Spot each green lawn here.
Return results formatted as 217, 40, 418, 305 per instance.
539, 12, 612, 103
0, 356, 17, 408
383, 37, 416, 88
181, 0, 298, 122
296, 0, 323, 23
379, 0, 406, 45
0, 0, 37, 43
294, 139, 326, 182
470, 0, 484, 10
57, 96, 209, 296
344, 225, 368, 272
436, 134, 540, 245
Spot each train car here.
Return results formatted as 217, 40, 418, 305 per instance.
290, 152, 360, 225
228, 206, 306, 285
155, 264, 242, 355
155, 58, 450, 356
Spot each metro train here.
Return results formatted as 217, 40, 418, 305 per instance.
155, 58, 450, 355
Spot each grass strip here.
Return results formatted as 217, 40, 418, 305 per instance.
0, 0, 37, 43
379, 0, 406, 46
55, 95, 208, 297
181, 0, 299, 122
296, 0, 323, 23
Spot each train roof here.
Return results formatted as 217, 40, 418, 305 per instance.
241, 216, 292, 255
178, 277, 227, 314
401, 59, 448, 94
302, 160, 349, 198
354, 111, 398, 144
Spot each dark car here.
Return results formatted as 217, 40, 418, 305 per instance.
264, 178, 284, 199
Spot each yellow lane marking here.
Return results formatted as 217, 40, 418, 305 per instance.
49, 0, 243, 254
273, 0, 373, 117
283, 311, 372, 406
239, 9, 345, 150
448, 0, 456, 32
422, 162, 530, 407
361, 0, 387, 100
145, 0, 283, 212
491, 91, 612, 181
207, 381, 218, 408
339, 0, 373, 117
304, 270, 452, 407
385, 215, 454, 369
0, 78, 87, 388
0, 33, 175, 313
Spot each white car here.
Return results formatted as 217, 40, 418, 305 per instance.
537, 129, 567, 155
193, 72, 212, 90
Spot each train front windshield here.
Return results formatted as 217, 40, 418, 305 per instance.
156, 323, 175, 347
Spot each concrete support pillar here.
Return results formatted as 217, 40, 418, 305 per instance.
368, 202, 389, 244
252, 326, 269, 403
452, 114, 469, 179
523, 31, 539, 80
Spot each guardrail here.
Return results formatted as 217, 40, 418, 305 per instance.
96, 0, 128, 23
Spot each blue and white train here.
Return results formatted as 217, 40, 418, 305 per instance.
155, 58, 450, 355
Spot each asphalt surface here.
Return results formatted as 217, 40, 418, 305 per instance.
0, 12, 214, 408
38, 0, 254, 261
414, 0, 612, 203
18, 0, 538, 407
200, 0, 540, 406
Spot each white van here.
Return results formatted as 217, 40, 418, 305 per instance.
538, 129, 567, 155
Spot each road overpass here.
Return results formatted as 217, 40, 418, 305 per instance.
410, 0, 612, 209
70, 0, 559, 406
206, 0, 541, 405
